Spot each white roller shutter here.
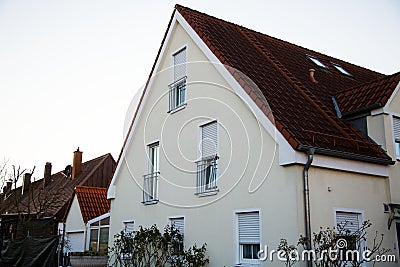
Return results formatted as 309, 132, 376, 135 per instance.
336, 212, 360, 234
67, 232, 85, 252
201, 121, 218, 158
393, 117, 400, 141
170, 217, 184, 235
174, 48, 186, 81
124, 222, 134, 233
238, 212, 260, 244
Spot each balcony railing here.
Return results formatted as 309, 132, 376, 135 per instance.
196, 157, 218, 195
168, 77, 186, 112
143, 172, 159, 204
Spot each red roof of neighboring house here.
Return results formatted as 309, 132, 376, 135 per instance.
335, 72, 400, 116
173, 5, 393, 164
0, 153, 116, 220
75, 186, 110, 223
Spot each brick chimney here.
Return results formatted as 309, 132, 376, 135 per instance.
43, 162, 52, 187
6, 180, 12, 192
22, 173, 32, 195
72, 148, 83, 180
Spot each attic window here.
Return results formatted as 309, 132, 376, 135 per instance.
331, 63, 352, 76
307, 55, 328, 69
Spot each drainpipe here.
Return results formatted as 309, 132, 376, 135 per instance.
303, 148, 314, 267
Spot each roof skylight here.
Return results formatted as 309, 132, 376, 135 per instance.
307, 55, 328, 69
331, 63, 352, 76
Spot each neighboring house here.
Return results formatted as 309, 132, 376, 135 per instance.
107, 5, 399, 266
0, 149, 115, 240
64, 186, 110, 253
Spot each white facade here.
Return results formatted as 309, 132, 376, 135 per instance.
65, 195, 85, 252
108, 12, 398, 267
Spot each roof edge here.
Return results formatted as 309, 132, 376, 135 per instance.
297, 145, 395, 166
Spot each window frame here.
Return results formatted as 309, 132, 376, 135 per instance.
333, 208, 365, 266
306, 54, 329, 69
233, 209, 262, 266
393, 116, 400, 160
169, 46, 187, 113
86, 213, 110, 253
331, 62, 352, 76
143, 141, 160, 204
196, 120, 219, 196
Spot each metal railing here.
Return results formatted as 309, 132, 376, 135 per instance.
196, 157, 218, 194
143, 172, 159, 203
168, 77, 187, 112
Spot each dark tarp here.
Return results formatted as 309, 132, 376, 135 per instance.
0, 236, 59, 267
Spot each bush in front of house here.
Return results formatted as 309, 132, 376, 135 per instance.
108, 224, 209, 267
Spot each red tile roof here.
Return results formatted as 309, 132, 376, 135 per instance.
335, 72, 400, 116
75, 186, 110, 223
174, 5, 394, 164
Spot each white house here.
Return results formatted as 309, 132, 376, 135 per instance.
108, 5, 399, 266
64, 186, 110, 253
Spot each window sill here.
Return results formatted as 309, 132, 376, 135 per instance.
168, 103, 187, 114
142, 199, 159, 205
195, 189, 219, 197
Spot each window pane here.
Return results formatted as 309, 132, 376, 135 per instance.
90, 229, 99, 251
100, 217, 110, 226
252, 244, 260, 259
243, 244, 252, 259
99, 228, 109, 253
395, 141, 400, 158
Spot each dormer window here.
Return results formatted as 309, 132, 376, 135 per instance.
307, 54, 328, 69
169, 47, 187, 112
331, 62, 352, 76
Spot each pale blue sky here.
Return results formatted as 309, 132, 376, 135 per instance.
0, 0, 399, 179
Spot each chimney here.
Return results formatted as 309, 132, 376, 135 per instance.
43, 162, 52, 187
22, 173, 32, 195
309, 69, 318, 83
6, 180, 12, 192
72, 147, 83, 180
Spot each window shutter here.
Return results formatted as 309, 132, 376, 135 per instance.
201, 121, 217, 158
393, 117, 400, 141
170, 218, 184, 235
336, 212, 360, 234
124, 222, 134, 233
238, 212, 260, 244
174, 49, 186, 81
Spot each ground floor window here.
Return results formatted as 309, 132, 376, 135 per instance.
237, 211, 261, 264
335, 211, 362, 263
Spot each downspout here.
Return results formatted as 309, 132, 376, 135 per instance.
303, 148, 314, 267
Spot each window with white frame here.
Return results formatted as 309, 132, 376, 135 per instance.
393, 117, 400, 159
87, 216, 110, 253
143, 142, 159, 203
170, 217, 184, 252
124, 221, 134, 234
196, 121, 218, 195
335, 211, 362, 263
169, 48, 187, 112
237, 211, 261, 263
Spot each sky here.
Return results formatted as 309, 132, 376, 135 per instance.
0, 0, 399, 181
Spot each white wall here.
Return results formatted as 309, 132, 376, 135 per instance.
65, 195, 85, 252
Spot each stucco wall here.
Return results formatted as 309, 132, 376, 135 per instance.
65, 195, 85, 252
